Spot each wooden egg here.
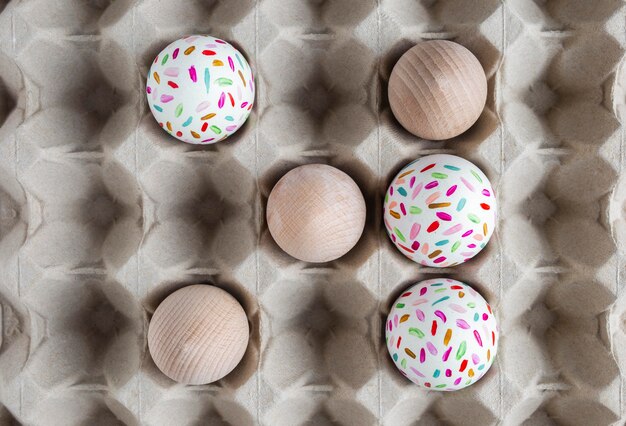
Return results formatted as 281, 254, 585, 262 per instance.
147, 285, 249, 385
388, 40, 487, 140
266, 164, 366, 263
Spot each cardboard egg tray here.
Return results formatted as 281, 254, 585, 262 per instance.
0, 0, 625, 424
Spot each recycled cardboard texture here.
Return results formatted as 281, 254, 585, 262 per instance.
0, 0, 625, 425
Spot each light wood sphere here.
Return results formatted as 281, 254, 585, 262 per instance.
147, 285, 249, 385
388, 40, 487, 140
266, 164, 366, 263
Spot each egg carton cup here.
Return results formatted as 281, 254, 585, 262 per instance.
0, 0, 625, 425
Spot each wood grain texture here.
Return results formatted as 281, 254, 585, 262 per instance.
147, 285, 249, 385
266, 164, 366, 263
388, 40, 487, 140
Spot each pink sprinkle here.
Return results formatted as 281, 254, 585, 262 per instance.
474, 330, 483, 347
410, 223, 421, 239
411, 241, 420, 250
146, 86, 151, 94
482, 189, 490, 196
454, 377, 462, 385
462, 230, 473, 237
427, 342, 438, 355
185, 36, 199, 42
393, 314, 399, 328
172, 48, 179, 59
409, 176, 416, 188
460, 252, 474, 257
160, 94, 174, 103
425, 181, 438, 189
434, 310, 447, 323
456, 319, 470, 329
425, 192, 441, 205
225, 125, 237, 132
434, 256, 446, 264
419, 287, 427, 296
436, 212, 452, 221
228, 56, 235, 71
482, 313, 488, 321
416, 309, 425, 321
388, 320, 392, 331
472, 353, 480, 365
445, 369, 452, 377
384, 218, 392, 231
420, 348, 426, 363
446, 185, 457, 196
218, 92, 225, 109
201, 138, 215, 143
410, 367, 425, 377
412, 298, 428, 306
461, 177, 475, 192
412, 182, 423, 199
196, 101, 210, 112
164, 67, 180, 77
468, 244, 476, 248
443, 224, 463, 235
188, 66, 197, 82
241, 102, 249, 108
442, 346, 452, 361
390, 186, 394, 196
400, 203, 407, 215
205, 43, 217, 48
215, 39, 226, 44
450, 304, 466, 313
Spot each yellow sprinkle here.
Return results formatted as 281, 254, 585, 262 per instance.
201, 113, 216, 121
444, 329, 452, 346
166, 121, 172, 132
153, 72, 160, 84
483, 223, 488, 236
212, 59, 224, 66
468, 369, 475, 378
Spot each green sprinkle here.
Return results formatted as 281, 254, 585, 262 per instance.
175, 103, 183, 118
397, 187, 408, 197
467, 302, 476, 308
468, 214, 480, 224
408, 328, 425, 338
435, 239, 449, 246
394, 227, 406, 242
433, 369, 440, 378
161, 54, 169, 65
432, 296, 450, 306
432, 172, 448, 179
400, 359, 407, 368
457, 198, 467, 211
451, 241, 461, 252
396, 303, 405, 308
471, 170, 483, 183
215, 77, 233, 87
210, 125, 222, 134
153, 104, 163, 112
456, 341, 467, 360
444, 165, 460, 171
409, 206, 422, 214
435, 384, 447, 388
435, 288, 447, 293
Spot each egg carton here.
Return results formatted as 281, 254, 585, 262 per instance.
0, 0, 624, 425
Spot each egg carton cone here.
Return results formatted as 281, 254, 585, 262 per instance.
0, 0, 625, 425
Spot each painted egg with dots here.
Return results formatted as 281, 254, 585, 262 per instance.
386, 278, 498, 391
383, 154, 496, 267
146, 35, 255, 144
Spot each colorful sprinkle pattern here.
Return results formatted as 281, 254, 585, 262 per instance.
146, 35, 255, 144
386, 278, 498, 391
384, 154, 497, 267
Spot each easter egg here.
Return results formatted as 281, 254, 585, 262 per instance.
383, 154, 496, 267
148, 285, 249, 385
386, 278, 498, 391
388, 40, 487, 140
267, 164, 366, 263
146, 35, 255, 144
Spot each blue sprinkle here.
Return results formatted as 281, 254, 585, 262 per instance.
153, 104, 163, 112
478, 364, 485, 370
433, 369, 441, 378
435, 240, 449, 246
398, 187, 408, 197
474, 313, 479, 321
392, 353, 398, 362
430, 283, 444, 287
457, 198, 467, 212
204, 67, 210, 94
235, 53, 245, 69
432, 296, 450, 306
444, 165, 461, 171
225, 116, 234, 121
182, 116, 193, 127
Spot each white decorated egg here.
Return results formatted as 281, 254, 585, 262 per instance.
386, 278, 498, 391
383, 154, 496, 267
146, 35, 255, 144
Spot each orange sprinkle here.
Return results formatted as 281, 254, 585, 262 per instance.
428, 202, 451, 209
400, 314, 410, 323
201, 113, 216, 120
390, 210, 401, 219
468, 368, 475, 378
398, 169, 415, 179
405, 348, 416, 359
184, 46, 195, 55
238, 69, 246, 87
444, 328, 452, 346
428, 249, 442, 259
166, 121, 172, 132
487, 349, 491, 361
191, 131, 200, 138
458, 291, 465, 298
483, 223, 488, 236
153, 72, 160, 84
212, 59, 224, 66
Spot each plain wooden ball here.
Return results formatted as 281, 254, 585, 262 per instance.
266, 164, 366, 263
147, 285, 249, 385
388, 40, 487, 140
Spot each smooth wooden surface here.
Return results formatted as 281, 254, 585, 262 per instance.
266, 164, 366, 263
147, 285, 249, 385
388, 40, 487, 140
